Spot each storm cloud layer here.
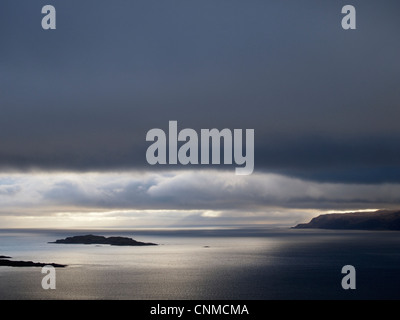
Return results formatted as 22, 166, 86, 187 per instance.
0, 170, 398, 228
1, 1, 400, 183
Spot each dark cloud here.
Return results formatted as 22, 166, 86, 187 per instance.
1, 1, 400, 183
256, 135, 400, 183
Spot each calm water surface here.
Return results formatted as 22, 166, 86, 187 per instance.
1, 228, 399, 300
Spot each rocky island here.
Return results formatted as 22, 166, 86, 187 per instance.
293, 210, 400, 230
50, 234, 158, 246
0, 255, 66, 268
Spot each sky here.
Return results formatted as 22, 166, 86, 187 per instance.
0, 0, 400, 228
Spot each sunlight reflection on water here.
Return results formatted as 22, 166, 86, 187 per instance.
1, 228, 400, 299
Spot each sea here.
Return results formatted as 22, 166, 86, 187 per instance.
0, 228, 400, 300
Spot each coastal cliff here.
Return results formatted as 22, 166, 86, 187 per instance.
293, 210, 400, 230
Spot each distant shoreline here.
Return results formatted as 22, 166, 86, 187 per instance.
293, 210, 400, 231
0, 256, 66, 268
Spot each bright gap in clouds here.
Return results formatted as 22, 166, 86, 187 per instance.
0, 170, 398, 228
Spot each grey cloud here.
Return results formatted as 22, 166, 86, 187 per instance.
2, 171, 400, 214
0, 1, 400, 184
0, 185, 21, 196
42, 180, 92, 206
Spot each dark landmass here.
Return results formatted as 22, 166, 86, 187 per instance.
50, 234, 158, 246
0, 255, 66, 268
293, 210, 400, 230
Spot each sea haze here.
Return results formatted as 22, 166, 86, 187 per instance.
0, 228, 399, 300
